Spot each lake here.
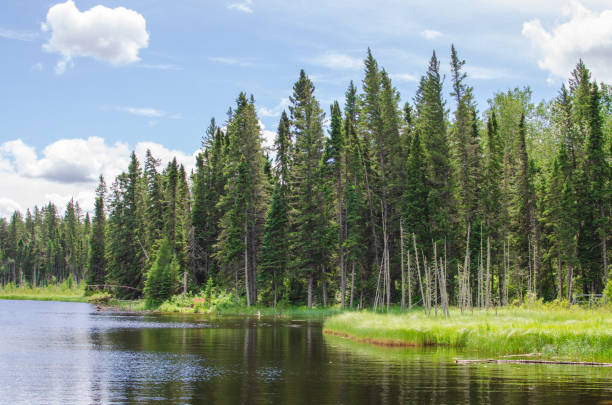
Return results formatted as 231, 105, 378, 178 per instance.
0, 300, 611, 404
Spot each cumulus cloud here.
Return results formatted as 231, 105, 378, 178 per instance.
522, 0, 612, 83
0, 137, 130, 184
228, 0, 253, 13
42, 0, 149, 74
0, 137, 198, 217
420, 29, 442, 40
306, 52, 362, 70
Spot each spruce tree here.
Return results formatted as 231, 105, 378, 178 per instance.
288, 70, 326, 307
86, 176, 106, 289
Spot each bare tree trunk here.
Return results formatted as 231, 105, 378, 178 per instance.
244, 219, 251, 307
413, 233, 426, 314
601, 204, 608, 288
321, 265, 328, 307
400, 219, 406, 310
486, 236, 491, 308
462, 224, 471, 311
350, 261, 355, 308
307, 271, 313, 309
235, 264, 239, 302
407, 250, 412, 311
557, 244, 563, 301
567, 265, 573, 301
250, 224, 258, 304
273, 272, 277, 307
337, 171, 346, 309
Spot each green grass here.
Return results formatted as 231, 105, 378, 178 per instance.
0, 283, 87, 302
323, 305, 612, 362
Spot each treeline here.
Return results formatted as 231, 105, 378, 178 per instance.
1, 47, 610, 309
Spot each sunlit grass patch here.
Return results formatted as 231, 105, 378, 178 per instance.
323, 306, 612, 362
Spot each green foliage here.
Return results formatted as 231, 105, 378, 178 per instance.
324, 307, 612, 362
2, 50, 610, 311
144, 238, 180, 308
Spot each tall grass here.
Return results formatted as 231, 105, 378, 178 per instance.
0, 281, 86, 302
323, 305, 612, 362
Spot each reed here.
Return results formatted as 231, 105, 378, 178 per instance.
323, 306, 612, 362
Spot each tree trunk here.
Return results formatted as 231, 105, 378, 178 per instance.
244, 219, 251, 307
400, 219, 406, 310
321, 265, 328, 307
337, 170, 346, 308
307, 271, 313, 309
601, 203, 608, 288
557, 244, 563, 301
350, 261, 355, 308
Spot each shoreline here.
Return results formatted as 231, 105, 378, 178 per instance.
322, 308, 612, 363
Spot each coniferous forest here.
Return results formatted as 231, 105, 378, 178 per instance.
1, 47, 611, 309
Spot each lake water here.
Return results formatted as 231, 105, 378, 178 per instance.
0, 300, 611, 404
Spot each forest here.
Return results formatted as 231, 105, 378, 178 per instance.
1, 46, 610, 310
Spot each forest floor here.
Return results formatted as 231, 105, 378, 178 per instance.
323, 304, 612, 363
0, 283, 87, 302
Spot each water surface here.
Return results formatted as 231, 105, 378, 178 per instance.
0, 300, 611, 404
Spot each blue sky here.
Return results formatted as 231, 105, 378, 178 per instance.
1, 0, 611, 217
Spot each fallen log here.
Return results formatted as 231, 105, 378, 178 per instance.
455, 358, 612, 367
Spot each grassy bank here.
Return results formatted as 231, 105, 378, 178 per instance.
0, 283, 87, 303
323, 305, 612, 362
131, 293, 343, 317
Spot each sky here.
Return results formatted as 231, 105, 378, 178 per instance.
1, 0, 612, 218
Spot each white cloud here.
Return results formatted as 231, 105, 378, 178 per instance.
0, 28, 38, 41
42, 0, 149, 74
522, 0, 612, 83
465, 65, 510, 80
0, 198, 23, 219
209, 56, 252, 67
391, 73, 419, 82
0, 137, 198, 217
257, 120, 276, 154
228, 0, 253, 13
117, 106, 167, 118
138, 63, 182, 71
259, 98, 290, 117
420, 29, 442, 40
0, 137, 130, 184
306, 52, 362, 70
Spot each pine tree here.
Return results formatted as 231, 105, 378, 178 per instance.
86, 176, 106, 289
216, 93, 268, 306
106, 152, 146, 298
328, 101, 347, 307
144, 237, 180, 307
416, 51, 452, 246
288, 70, 326, 307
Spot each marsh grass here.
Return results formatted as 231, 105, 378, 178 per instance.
0, 282, 86, 302
323, 305, 612, 362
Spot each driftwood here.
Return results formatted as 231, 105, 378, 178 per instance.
85, 284, 142, 292
455, 358, 612, 367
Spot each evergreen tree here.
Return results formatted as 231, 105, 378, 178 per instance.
143, 237, 180, 307
106, 152, 146, 298
86, 176, 106, 289
416, 51, 452, 246
288, 70, 326, 307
